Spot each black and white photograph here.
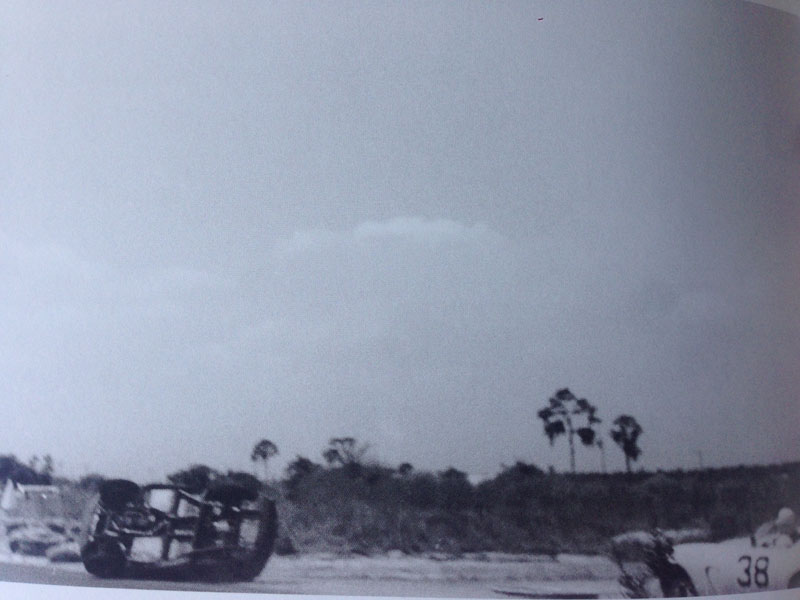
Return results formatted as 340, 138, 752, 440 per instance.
1, 0, 799, 598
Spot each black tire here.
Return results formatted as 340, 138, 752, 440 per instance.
204, 482, 259, 505
788, 571, 800, 588
661, 566, 698, 597
231, 498, 278, 582
99, 479, 141, 511
79, 494, 127, 578
81, 538, 127, 578
8, 541, 19, 554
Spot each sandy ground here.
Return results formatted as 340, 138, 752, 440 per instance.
0, 551, 625, 598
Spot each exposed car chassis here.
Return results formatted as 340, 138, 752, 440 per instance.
80, 479, 277, 581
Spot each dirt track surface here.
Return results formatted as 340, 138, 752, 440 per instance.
0, 553, 624, 598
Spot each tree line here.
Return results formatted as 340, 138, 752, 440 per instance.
0, 454, 55, 485
247, 387, 645, 481
2, 420, 798, 556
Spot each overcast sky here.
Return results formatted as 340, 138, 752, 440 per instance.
1, 0, 799, 481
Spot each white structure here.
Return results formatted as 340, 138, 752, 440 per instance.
0, 480, 62, 516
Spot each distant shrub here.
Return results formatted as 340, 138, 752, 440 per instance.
436, 468, 473, 511
709, 512, 741, 542
406, 473, 437, 509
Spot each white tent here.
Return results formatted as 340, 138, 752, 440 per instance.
0, 480, 62, 517
0, 480, 15, 512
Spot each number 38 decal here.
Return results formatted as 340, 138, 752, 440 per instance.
738, 555, 769, 588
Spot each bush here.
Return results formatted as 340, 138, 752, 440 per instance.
45, 456, 800, 556
709, 512, 742, 542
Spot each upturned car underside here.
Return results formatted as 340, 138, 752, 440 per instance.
80, 479, 277, 581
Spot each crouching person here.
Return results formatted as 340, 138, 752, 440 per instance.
755, 508, 800, 548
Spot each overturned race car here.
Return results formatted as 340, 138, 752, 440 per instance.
614, 529, 800, 597
79, 479, 278, 581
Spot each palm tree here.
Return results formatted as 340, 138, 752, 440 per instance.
610, 415, 643, 473
537, 388, 601, 472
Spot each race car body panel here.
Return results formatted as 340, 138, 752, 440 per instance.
670, 537, 800, 596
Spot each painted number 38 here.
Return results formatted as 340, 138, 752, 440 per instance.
737, 555, 769, 588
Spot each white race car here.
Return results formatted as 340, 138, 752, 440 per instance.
644, 530, 800, 597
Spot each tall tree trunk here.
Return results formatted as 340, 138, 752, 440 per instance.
565, 415, 576, 473
599, 443, 607, 473
568, 431, 576, 473
625, 454, 631, 474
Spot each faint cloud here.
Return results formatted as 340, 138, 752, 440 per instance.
0, 232, 228, 311
273, 216, 500, 260
353, 217, 490, 242
272, 228, 341, 259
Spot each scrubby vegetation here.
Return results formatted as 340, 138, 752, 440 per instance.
0, 454, 55, 486
270, 458, 800, 556
4, 442, 799, 557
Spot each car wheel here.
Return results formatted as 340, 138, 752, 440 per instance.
8, 541, 19, 554
99, 479, 141, 511
205, 482, 259, 505
661, 566, 697, 597
788, 571, 800, 588
232, 498, 278, 582
81, 538, 127, 578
